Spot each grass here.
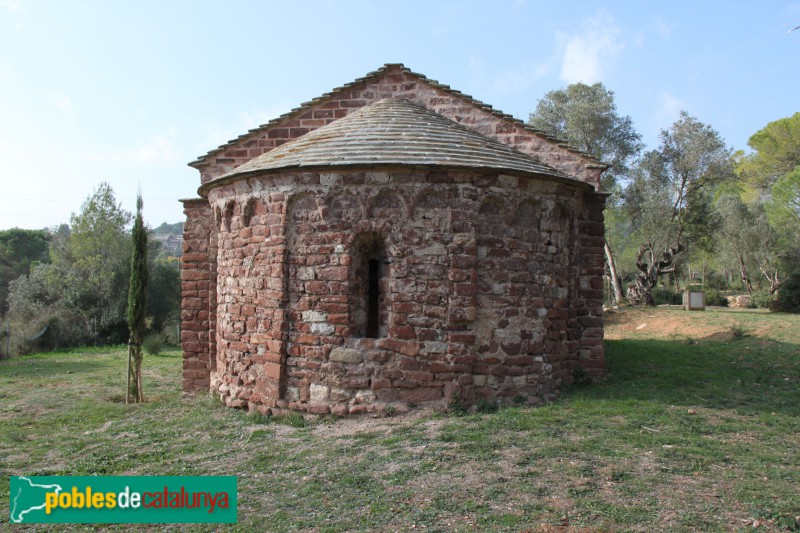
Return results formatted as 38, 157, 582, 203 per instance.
1, 308, 799, 531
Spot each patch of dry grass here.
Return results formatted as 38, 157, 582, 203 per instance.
1, 308, 799, 531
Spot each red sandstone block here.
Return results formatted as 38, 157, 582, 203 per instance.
349, 404, 368, 414
331, 404, 348, 416
408, 371, 434, 382
378, 338, 420, 357
416, 328, 440, 341
267, 128, 289, 139
300, 346, 326, 359
453, 354, 478, 364
318, 302, 348, 314
450, 255, 477, 269
295, 334, 318, 345
183, 298, 204, 310
327, 313, 348, 325
398, 388, 442, 403
304, 281, 329, 294
183, 370, 210, 380
371, 378, 392, 390
399, 357, 422, 371
182, 253, 208, 263
367, 351, 391, 364
453, 283, 477, 297
428, 362, 447, 373
449, 332, 476, 344
306, 404, 331, 414
394, 378, 418, 388
389, 325, 417, 340
447, 270, 470, 282
394, 302, 420, 314
448, 307, 476, 324
182, 342, 206, 353
263, 362, 282, 380
181, 331, 197, 342
182, 358, 208, 369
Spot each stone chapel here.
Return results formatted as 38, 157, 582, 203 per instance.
180, 64, 607, 416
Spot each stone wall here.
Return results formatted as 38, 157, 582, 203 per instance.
192, 66, 604, 189
200, 168, 604, 415
180, 199, 216, 392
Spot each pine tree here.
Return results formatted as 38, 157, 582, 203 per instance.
127, 192, 148, 403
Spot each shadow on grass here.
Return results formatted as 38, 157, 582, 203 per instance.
570, 338, 800, 416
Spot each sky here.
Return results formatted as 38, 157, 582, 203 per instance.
1, 0, 799, 231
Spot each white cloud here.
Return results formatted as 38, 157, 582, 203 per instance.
0, 0, 22, 11
651, 16, 673, 38
238, 108, 282, 131
491, 62, 551, 94
468, 55, 485, 77
656, 91, 685, 128
52, 92, 74, 116
93, 128, 181, 165
558, 10, 624, 84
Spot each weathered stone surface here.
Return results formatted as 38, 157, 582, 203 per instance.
329, 348, 363, 364
181, 65, 607, 416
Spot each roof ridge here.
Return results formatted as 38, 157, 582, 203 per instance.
189, 63, 607, 169
394, 64, 604, 165
198, 97, 590, 196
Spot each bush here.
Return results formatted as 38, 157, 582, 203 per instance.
704, 272, 728, 290
142, 332, 165, 355
705, 288, 729, 307
777, 272, 800, 313
750, 290, 775, 309
652, 285, 682, 305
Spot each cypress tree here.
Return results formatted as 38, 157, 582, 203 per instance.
127, 192, 148, 403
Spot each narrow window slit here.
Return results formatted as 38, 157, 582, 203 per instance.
366, 259, 381, 338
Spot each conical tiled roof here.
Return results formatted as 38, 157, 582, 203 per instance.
204, 98, 580, 190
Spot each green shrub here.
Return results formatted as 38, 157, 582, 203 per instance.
704, 288, 729, 307
476, 399, 498, 414
750, 290, 775, 309
729, 324, 748, 340
448, 393, 468, 416
142, 332, 165, 355
573, 366, 593, 386
777, 272, 800, 313
651, 285, 682, 305
704, 273, 728, 290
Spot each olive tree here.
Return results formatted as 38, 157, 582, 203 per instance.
529, 82, 643, 304
625, 112, 734, 305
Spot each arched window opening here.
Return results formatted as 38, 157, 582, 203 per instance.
351, 234, 388, 339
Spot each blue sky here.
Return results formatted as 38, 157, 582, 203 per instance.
1, 0, 799, 230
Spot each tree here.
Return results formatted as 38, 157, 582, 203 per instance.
767, 168, 800, 249
714, 194, 778, 294
625, 112, 734, 305
736, 112, 800, 192
0, 229, 51, 315
6, 183, 134, 350
528, 82, 643, 304
127, 192, 148, 403
147, 257, 180, 334
56, 182, 132, 342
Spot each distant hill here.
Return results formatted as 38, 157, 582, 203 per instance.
152, 222, 184, 235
